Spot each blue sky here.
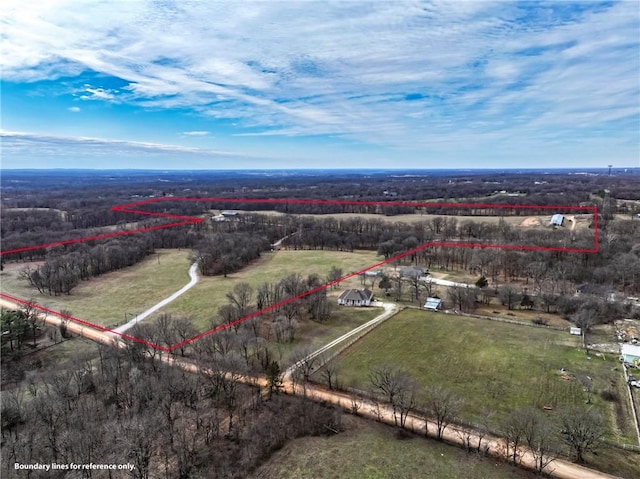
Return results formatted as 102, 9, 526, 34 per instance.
1, 1, 638, 169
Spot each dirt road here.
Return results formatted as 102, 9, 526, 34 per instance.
0, 296, 621, 479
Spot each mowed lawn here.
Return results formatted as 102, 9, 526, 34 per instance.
0, 249, 192, 328
250, 416, 536, 479
154, 249, 383, 331
332, 309, 636, 443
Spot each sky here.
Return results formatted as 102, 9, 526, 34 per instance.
1, 0, 639, 170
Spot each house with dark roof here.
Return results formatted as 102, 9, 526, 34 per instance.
399, 265, 429, 279
338, 288, 374, 307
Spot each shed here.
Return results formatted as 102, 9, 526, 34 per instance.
621, 344, 640, 366
424, 297, 443, 311
550, 214, 564, 226
570, 327, 582, 336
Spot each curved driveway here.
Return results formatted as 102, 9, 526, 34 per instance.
111, 261, 199, 334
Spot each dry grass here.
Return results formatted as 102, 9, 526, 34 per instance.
249, 416, 537, 479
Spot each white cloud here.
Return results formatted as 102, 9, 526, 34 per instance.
79, 86, 118, 102
0, 1, 637, 155
0, 130, 249, 159
182, 131, 210, 136
67, 106, 80, 112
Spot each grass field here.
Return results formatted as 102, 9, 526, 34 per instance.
274, 307, 382, 366
2, 207, 68, 220
153, 249, 383, 331
250, 416, 536, 479
329, 309, 636, 444
0, 249, 192, 328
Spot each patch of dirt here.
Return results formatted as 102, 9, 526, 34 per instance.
520, 217, 540, 228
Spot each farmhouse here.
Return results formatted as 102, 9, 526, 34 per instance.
338, 288, 373, 307
423, 297, 443, 311
621, 344, 640, 367
550, 214, 564, 226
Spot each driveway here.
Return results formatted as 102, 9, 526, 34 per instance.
111, 261, 199, 334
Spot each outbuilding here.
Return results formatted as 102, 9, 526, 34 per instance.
423, 297, 443, 311
550, 214, 564, 226
621, 344, 640, 367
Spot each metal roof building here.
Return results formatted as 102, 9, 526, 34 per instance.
550, 214, 564, 226
423, 297, 443, 311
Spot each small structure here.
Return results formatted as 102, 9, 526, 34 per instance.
400, 265, 429, 279
221, 211, 239, 218
338, 288, 373, 307
550, 214, 564, 226
621, 344, 640, 367
570, 327, 582, 336
423, 297, 443, 311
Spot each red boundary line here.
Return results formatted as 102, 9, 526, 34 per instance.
0, 198, 598, 352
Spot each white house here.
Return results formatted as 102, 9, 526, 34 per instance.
338, 289, 373, 307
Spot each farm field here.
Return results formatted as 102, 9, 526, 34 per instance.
153, 249, 383, 331
329, 309, 637, 445
0, 249, 192, 328
250, 416, 537, 479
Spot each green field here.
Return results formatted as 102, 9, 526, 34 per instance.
330, 309, 636, 444
0, 249, 192, 328
153, 249, 382, 331
250, 416, 536, 479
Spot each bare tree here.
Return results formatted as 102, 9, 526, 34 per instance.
322, 359, 341, 390
447, 285, 476, 312
424, 386, 462, 441
560, 406, 604, 463
327, 265, 343, 288
290, 345, 319, 382
369, 364, 417, 427
498, 285, 520, 310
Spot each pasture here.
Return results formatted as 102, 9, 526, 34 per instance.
0, 249, 192, 328
250, 416, 536, 479
152, 249, 383, 331
330, 309, 636, 444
